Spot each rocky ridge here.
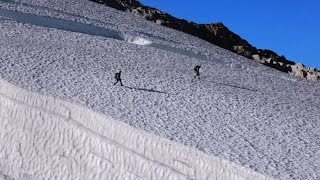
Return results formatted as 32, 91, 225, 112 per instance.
90, 0, 320, 82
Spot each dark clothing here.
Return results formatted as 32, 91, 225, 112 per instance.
114, 79, 123, 86
115, 73, 121, 80
194, 65, 201, 79
114, 71, 123, 86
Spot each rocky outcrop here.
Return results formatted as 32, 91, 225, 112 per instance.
90, 0, 319, 82
290, 63, 320, 82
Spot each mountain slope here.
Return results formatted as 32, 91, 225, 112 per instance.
1, 79, 272, 180
0, 0, 319, 179
89, 0, 320, 82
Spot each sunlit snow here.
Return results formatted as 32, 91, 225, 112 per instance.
0, 0, 319, 179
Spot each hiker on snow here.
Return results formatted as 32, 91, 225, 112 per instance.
114, 71, 123, 86
194, 65, 201, 79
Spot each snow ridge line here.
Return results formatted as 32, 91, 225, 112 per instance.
0, 91, 189, 178
0, 79, 272, 179
62, 105, 190, 177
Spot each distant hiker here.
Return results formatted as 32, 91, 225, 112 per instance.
114, 71, 123, 86
194, 65, 201, 79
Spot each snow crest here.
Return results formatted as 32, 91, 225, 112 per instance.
0, 79, 271, 179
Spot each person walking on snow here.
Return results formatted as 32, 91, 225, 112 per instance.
194, 65, 201, 79
114, 71, 123, 86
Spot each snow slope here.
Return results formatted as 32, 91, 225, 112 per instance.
0, 79, 271, 179
0, 0, 319, 179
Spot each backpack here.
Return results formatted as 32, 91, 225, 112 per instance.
194, 65, 201, 72
115, 72, 121, 80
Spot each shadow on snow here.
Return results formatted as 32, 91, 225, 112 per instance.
0, 9, 123, 40
123, 85, 168, 94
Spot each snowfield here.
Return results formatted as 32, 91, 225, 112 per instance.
0, 79, 271, 179
0, 0, 319, 179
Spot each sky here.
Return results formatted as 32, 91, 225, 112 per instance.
139, 0, 320, 68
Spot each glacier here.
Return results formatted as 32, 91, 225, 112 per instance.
0, 0, 319, 179
0, 79, 271, 179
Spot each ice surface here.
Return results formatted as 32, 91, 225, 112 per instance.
0, 0, 319, 179
0, 79, 271, 179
